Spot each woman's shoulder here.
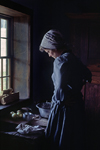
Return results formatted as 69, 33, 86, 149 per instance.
54, 52, 70, 67
55, 53, 70, 65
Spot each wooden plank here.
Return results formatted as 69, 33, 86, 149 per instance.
29, 118, 48, 127
66, 13, 100, 19
69, 19, 89, 65
91, 77, 100, 84
87, 64, 100, 84
88, 22, 100, 60
88, 64, 100, 72
85, 83, 100, 115
69, 20, 81, 58
80, 20, 88, 65
0, 5, 28, 17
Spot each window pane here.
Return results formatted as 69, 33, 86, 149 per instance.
0, 79, 1, 91
3, 59, 10, 76
0, 17, 11, 92
3, 77, 10, 90
1, 19, 7, 38
3, 77, 6, 90
3, 59, 6, 76
1, 39, 7, 56
0, 59, 1, 77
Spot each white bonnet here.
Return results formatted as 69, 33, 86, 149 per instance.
39, 29, 66, 51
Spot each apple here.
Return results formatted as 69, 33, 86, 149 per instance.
17, 110, 22, 115
10, 111, 15, 116
18, 113, 23, 118
11, 113, 17, 119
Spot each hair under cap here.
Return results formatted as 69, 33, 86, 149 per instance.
39, 29, 66, 52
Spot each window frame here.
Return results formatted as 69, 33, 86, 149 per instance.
0, 2, 32, 112
0, 14, 12, 91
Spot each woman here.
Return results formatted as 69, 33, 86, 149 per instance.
39, 29, 92, 150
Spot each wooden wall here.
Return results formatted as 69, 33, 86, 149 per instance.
67, 13, 100, 150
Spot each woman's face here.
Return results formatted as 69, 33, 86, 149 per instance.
44, 49, 61, 59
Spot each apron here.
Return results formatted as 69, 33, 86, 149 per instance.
45, 97, 85, 150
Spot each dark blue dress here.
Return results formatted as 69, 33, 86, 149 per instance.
45, 52, 92, 150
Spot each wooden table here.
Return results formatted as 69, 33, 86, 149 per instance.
0, 114, 48, 150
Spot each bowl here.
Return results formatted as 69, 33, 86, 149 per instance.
23, 112, 34, 121
36, 102, 51, 118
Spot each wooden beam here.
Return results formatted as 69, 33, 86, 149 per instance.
66, 13, 100, 19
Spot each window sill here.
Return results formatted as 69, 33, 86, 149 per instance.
0, 99, 31, 116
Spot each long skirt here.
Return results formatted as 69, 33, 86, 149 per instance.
45, 100, 85, 150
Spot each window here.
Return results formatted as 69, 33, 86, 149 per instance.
0, 16, 11, 91
0, 4, 31, 102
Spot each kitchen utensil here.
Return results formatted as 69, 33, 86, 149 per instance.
36, 102, 51, 118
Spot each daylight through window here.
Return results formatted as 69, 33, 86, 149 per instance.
0, 17, 11, 91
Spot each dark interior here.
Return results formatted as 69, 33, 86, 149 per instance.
0, 0, 100, 150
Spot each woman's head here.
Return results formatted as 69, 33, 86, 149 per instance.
44, 49, 63, 59
39, 29, 67, 55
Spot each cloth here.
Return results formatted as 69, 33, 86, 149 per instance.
45, 52, 92, 150
39, 29, 66, 51
16, 123, 45, 135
